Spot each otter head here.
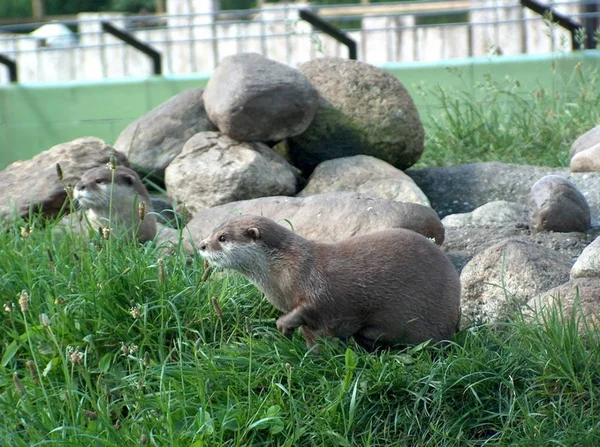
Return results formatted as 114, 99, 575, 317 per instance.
74, 166, 145, 213
199, 215, 294, 275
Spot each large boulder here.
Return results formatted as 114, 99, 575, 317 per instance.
164, 132, 301, 216
526, 278, 600, 330
114, 88, 217, 177
529, 175, 590, 234
0, 137, 128, 220
297, 155, 430, 207
203, 53, 318, 142
184, 192, 445, 246
460, 239, 571, 327
287, 57, 424, 174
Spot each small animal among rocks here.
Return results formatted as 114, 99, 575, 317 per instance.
73, 165, 157, 243
199, 215, 460, 351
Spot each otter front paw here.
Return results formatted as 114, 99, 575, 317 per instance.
276, 318, 295, 338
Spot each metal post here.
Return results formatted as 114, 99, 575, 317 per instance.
0, 53, 18, 83
299, 9, 358, 59
101, 21, 163, 75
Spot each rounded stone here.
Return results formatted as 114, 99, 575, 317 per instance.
287, 57, 424, 174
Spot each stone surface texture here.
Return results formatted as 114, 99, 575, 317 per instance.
407, 162, 600, 225
297, 155, 430, 207
184, 192, 445, 247
288, 57, 424, 173
570, 143, 600, 172
203, 53, 318, 142
526, 278, 600, 330
460, 239, 571, 327
570, 125, 600, 159
529, 174, 590, 234
164, 132, 301, 215
114, 88, 217, 176
441, 200, 529, 228
570, 235, 600, 279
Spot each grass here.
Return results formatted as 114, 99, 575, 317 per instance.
1, 216, 600, 446
414, 59, 600, 168
2, 58, 600, 445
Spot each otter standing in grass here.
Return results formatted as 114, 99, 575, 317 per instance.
73, 165, 157, 243
199, 215, 460, 351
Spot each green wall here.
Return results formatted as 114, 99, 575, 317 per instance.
1, 51, 600, 170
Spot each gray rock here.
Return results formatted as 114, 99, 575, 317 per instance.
114, 88, 217, 177
460, 238, 571, 327
529, 175, 590, 233
164, 132, 301, 216
570, 235, 600, 279
288, 57, 424, 173
526, 278, 600, 330
150, 196, 182, 228
407, 162, 600, 224
443, 225, 600, 274
570, 143, 600, 172
570, 125, 600, 160
203, 53, 318, 142
184, 192, 445, 247
0, 137, 128, 220
297, 155, 430, 207
442, 200, 528, 228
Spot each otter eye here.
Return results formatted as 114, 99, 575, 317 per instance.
218, 234, 227, 243
96, 179, 105, 185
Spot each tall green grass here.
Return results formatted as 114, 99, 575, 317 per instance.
416, 60, 600, 168
1, 217, 599, 446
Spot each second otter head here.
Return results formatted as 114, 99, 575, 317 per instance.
74, 166, 148, 211
199, 215, 296, 273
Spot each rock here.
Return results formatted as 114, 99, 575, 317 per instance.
297, 155, 430, 207
570, 125, 600, 160
203, 53, 318, 142
529, 175, 590, 233
407, 162, 600, 224
570, 143, 600, 172
460, 239, 571, 327
526, 278, 600, 329
570, 235, 600, 279
0, 137, 128, 220
443, 226, 600, 274
150, 196, 182, 228
184, 192, 445, 246
114, 88, 217, 178
287, 57, 424, 174
164, 132, 301, 215
441, 200, 528, 228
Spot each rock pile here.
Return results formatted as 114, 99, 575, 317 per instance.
1, 53, 600, 331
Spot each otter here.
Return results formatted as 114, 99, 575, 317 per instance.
73, 166, 157, 243
199, 215, 461, 351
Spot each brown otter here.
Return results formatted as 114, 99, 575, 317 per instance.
73, 166, 157, 243
199, 215, 460, 351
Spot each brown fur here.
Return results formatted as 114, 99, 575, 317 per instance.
74, 166, 157, 243
199, 215, 461, 351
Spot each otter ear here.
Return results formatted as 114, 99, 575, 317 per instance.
122, 173, 135, 185
245, 227, 260, 241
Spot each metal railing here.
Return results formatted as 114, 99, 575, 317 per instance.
0, 0, 597, 85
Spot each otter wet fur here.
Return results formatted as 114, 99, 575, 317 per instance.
74, 165, 157, 243
199, 215, 461, 351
